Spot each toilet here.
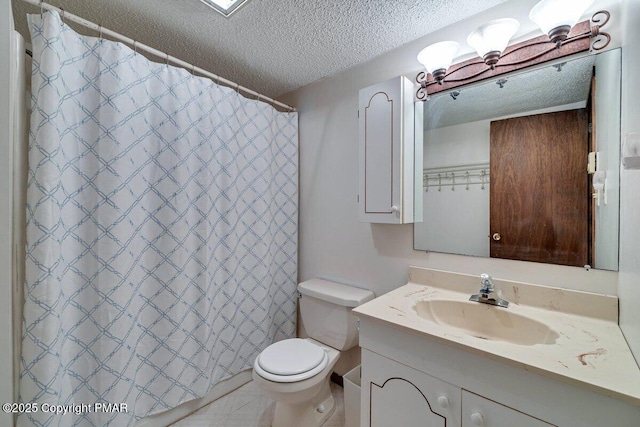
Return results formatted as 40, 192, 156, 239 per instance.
252, 279, 374, 427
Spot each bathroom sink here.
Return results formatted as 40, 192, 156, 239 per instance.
413, 299, 559, 346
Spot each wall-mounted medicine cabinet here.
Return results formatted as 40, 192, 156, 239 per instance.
358, 76, 423, 224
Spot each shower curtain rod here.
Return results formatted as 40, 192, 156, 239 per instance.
19, 0, 296, 112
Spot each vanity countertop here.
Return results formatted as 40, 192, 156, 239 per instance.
353, 267, 640, 406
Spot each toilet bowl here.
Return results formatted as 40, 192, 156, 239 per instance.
252, 279, 375, 427
252, 338, 340, 427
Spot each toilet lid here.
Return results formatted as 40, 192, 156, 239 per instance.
257, 338, 326, 376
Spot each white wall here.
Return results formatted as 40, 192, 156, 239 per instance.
1, 0, 15, 424
280, 0, 619, 300
618, 0, 640, 362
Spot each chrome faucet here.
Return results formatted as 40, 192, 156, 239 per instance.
469, 274, 509, 308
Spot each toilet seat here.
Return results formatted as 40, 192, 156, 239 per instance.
254, 339, 329, 383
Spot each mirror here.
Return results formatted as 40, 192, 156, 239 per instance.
414, 49, 621, 271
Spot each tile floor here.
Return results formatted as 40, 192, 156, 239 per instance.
170, 380, 345, 427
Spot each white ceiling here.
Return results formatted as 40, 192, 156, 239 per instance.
11, 0, 509, 99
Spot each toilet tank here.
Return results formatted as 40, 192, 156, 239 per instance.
298, 279, 375, 351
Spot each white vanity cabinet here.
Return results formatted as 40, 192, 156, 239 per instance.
355, 269, 640, 427
362, 349, 551, 427
358, 76, 423, 224
357, 317, 640, 427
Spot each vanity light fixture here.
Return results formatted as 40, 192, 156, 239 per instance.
530, 0, 596, 45
416, 4, 611, 100
467, 18, 520, 69
417, 41, 460, 84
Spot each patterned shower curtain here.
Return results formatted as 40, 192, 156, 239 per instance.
19, 11, 298, 427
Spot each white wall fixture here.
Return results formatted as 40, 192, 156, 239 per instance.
467, 18, 520, 68
587, 151, 597, 173
358, 76, 422, 224
622, 131, 640, 169
592, 170, 607, 206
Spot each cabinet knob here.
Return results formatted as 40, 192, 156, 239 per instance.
492, 233, 501, 241
471, 412, 485, 426
391, 205, 399, 214
437, 395, 449, 409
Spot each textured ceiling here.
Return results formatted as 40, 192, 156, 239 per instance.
11, 0, 509, 99
423, 54, 595, 130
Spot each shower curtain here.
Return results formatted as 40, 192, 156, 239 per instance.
19, 11, 298, 427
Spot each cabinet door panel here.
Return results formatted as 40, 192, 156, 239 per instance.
361, 349, 461, 427
371, 377, 446, 427
462, 390, 555, 427
363, 92, 394, 214
358, 76, 417, 224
